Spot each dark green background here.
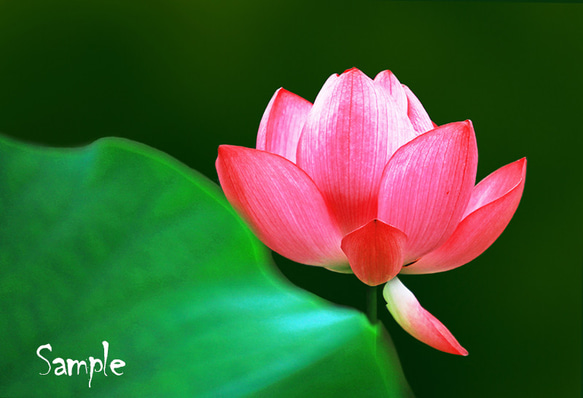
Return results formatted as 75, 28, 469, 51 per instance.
0, 0, 580, 396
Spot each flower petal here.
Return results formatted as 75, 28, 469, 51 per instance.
373, 70, 418, 153
464, 157, 527, 217
402, 85, 434, 134
216, 145, 345, 266
340, 219, 407, 286
374, 70, 408, 115
402, 158, 527, 274
256, 88, 312, 163
383, 278, 468, 355
297, 68, 397, 233
378, 121, 478, 263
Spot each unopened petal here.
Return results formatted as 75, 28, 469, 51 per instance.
297, 68, 397, 233
256, 88, 312, 163
378, 121, 478, 263
383, 278, 468, 355
216, 145, 345, 266
374, 70, 418, 152
374, 70, 408, 115
340, 219, 407, 286
402, 85, 434, 134
403, 158, 527, 274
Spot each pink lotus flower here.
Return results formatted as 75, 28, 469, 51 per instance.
216, 68, 526, 355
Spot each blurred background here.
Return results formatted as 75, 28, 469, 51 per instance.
0, 0, 580, 396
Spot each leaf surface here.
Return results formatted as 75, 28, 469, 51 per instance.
0, 135, 412, 397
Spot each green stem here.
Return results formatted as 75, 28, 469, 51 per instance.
366, 285, 378, 325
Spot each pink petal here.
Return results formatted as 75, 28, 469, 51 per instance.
402, 158, 527, 274
378, 121, 478, 263
315, 72, 340, 100
383, 278, 468, 355
297, 68, 397, 233
373, 70, 408, 114
216, 145, 346, 266
340, 219, 407, 286
256, 88, 312, 163
373, 70, 418, 153
402, 85, 434, 134
464, 157, 527, 217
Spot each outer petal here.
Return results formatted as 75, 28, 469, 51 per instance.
340, 219, 407, 286
402, 158, 527, 274
383, 278, 468, 355
216, 145, 346, 266
402, 85, 434, 134
256, 88, 312, 163
297, 68, 397, 233
378, 121, 478, 263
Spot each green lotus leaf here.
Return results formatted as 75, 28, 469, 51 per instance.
0, 135, 412, 397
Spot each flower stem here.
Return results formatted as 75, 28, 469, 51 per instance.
367, 285, 378, 325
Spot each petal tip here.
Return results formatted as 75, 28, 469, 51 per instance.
514, 157, 527, 179
338, 67, 371, 82
383, 278, 469, 356
341, 220, 406, 286
342, 66, 362, 74
373, 69, 396, 80
460, 119, 474, 134
217, 144, 228, 158
272, 87, 285, 98
217, 144, 240, 158
273, 87, 295, 99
